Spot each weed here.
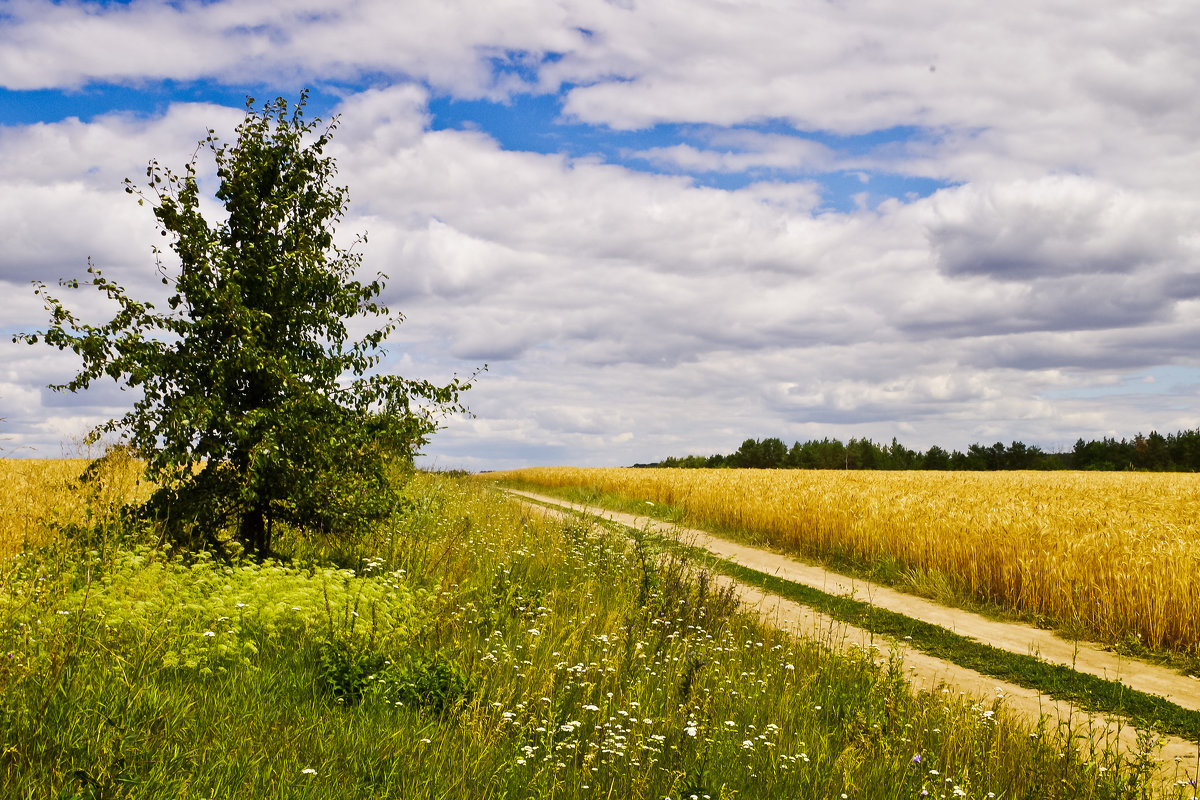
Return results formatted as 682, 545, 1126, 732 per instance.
319, 635, 391, 705
391, 652, 474, 714
1, 466, 1190, 798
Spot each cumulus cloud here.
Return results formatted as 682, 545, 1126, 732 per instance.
925, 177, 1195, 281
2, 1, 1200, 467
0, 0, 582, 96
5, 1, 1197, 189
630, 130, 834, 176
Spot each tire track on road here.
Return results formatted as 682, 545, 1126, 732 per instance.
505, 488, 1200, 781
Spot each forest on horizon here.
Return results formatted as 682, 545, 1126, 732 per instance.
637, 429, 1200, 472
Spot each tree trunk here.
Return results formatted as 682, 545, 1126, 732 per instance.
241, 504, 268, 559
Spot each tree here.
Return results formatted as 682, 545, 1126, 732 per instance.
17, 93, 474, 557
757, 437, 787, 468
729, 437, 787, 469
729, 438, 760, 468
921, 444, 951, 470
886, 436, 917, 469
846, 437, 882, 469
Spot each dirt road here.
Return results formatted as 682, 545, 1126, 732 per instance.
505, 489, 1200, 778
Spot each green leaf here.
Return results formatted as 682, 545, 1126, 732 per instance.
17, 92, 476, 559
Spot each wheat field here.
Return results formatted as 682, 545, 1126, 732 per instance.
0, 455, 148, 556
491, 467, 1200, 653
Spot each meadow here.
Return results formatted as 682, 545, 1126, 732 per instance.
486, 468, 1200, 660
1, 459, 1194, 798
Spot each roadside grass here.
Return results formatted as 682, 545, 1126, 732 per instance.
493, 478, 1200, 679
0, 464, 1194, 798
505, 487, 1200, 746
699, 546, 1200, 745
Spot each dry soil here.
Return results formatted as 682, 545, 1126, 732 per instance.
505, 488, 1200, 781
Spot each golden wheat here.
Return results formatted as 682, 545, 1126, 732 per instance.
491, 467, 1200, 652
0, 455, 148, 557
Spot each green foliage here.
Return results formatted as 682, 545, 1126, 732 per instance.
647, 429, 1200, 472
1, 474, 1176, 798
390, 652, 474, 713
315, 575, 473, 712
16, 92, 475, 557
318, 635, 391, 705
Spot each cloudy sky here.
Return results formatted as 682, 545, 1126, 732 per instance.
2, 0, 1199, 469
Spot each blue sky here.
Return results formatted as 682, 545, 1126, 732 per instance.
2, 0, 1200, 468
428, 93, 950, 211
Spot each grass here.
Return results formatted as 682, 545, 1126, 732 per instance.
504, 487, 1200, 744
485, 468, 1200, 658
1, 462, 1197, 798
709, 550, 1200, 744
494, 477, 1200, 678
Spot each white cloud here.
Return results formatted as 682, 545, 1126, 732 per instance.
0, 0, 582, 96
630, 131, 834, 175
1, 1, 1199, 467
924, 177, 1189, 280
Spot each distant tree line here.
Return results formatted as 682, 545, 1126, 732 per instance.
635, 430, 1200, 471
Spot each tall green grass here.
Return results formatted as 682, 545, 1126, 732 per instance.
0, 469, 1193, 798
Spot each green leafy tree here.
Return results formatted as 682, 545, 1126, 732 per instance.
921, 444, 951, 470
16, 93, 475, 557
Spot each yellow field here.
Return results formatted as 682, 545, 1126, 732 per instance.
0, 455, 148, 557
491, 467, 1200, 652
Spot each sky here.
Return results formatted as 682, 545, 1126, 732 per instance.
2, 0, 1199, 470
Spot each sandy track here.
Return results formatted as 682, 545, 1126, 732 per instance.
505, 489, 1200, 779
